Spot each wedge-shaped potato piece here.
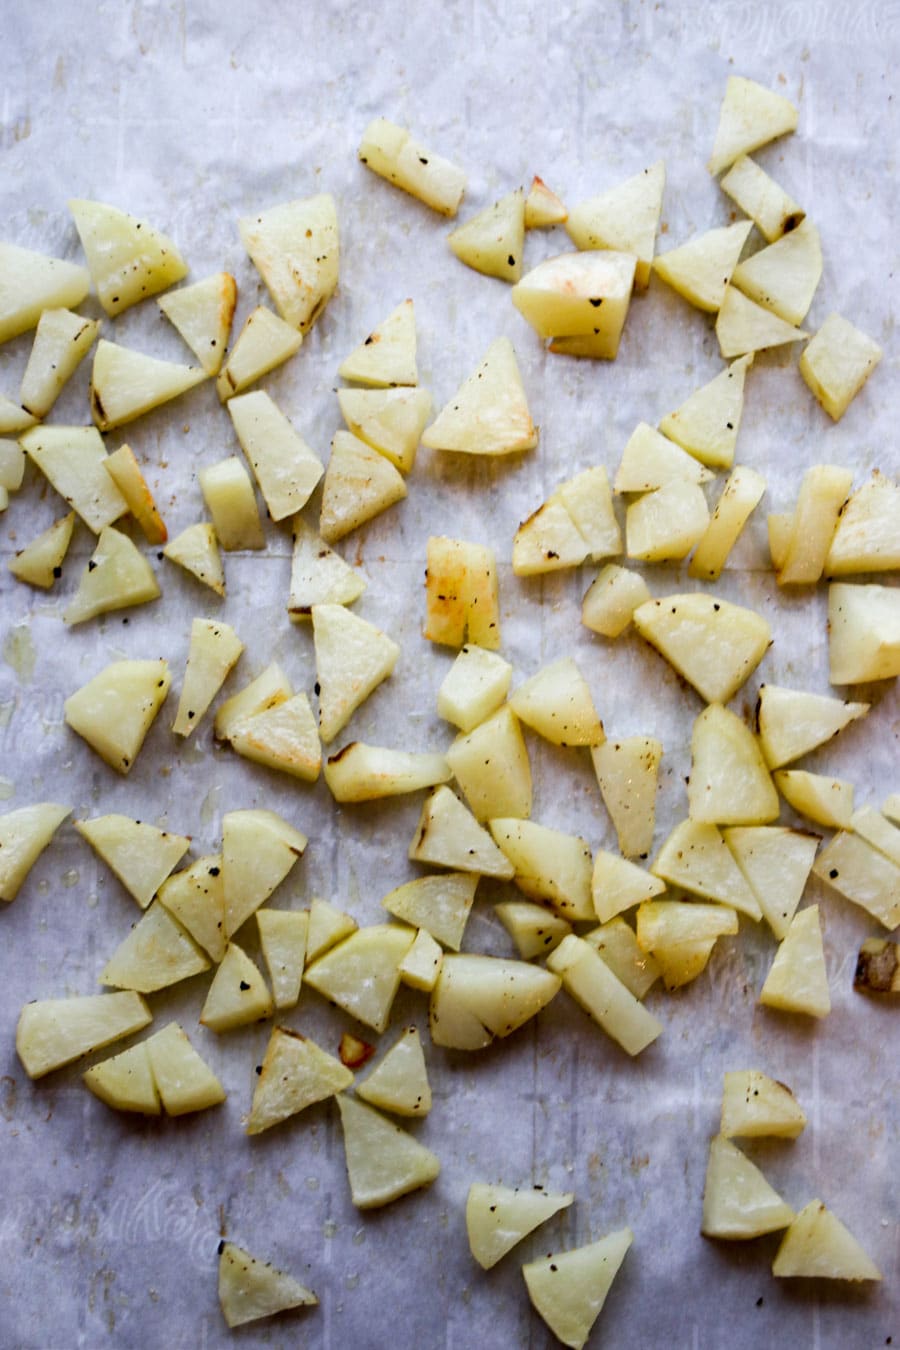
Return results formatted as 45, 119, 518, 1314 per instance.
101, 901, 210, 993
757, 684, 868, 769
0, 241, 90, 343
215, 307, 303, 402
759, 905, 830, 1018
64, 525, 160, 626
547, 934, 662, 1055
825, 472, 900, 576
659, 355, 752, 471
701, 1135, 794, 1239
19, 308, 98, 418
319, 429, 407, 543
0, 437, 25, 490
306, 924, 416, 1032
723, 826, 819, 940
21, 425, 127, 533
104, 444, 167, 545
448, 190, 525, 283
358, 1026, 432, 1117
583, 918, 660, 999
172, 618, 243, 737
708, 76, 798, 176
591, 851, 665, 925
144, 1021, 225, 1115
652, 820, 761, 920
566, 161, 664, 289
421, 337, 536, 455
247, 1026, 352, 1135
0, 803, 70, 902
213, 662, 292, 741
514, 466, 623, 576
325, 742, 450, 802
490, 819, 593, 921
854, 938, 900, 994
773, 1201, 881, 1282
467, 1183, 573, 1270
524, 176, 567, 227
778, 465, 853, 586
83, 1040, 160, 1115
437, 645, 512, 732
230, 693, 322, 783
358, 118, 466, 216
556, 466, 622, 560
163, 522, 225, 596
688, 703, 778, 826
446, 706, 531, 821
228, 390, 323, 521
496, 902, 572, 961
719, 156, 805, 242
0, 397, 36, 433
409, 786, 515, 879
582, 566, 651, 639
240, 192, 338, 331
90, 340, 205, 431
653, 221, 751, 312
828, 582, 900, 684
647, 938, 718, 991
337, 385, 431, 473
509, 658, 604, 747
16, 991, 151, 1079
399, 929, 443, 991
200, 943, 273, 1032
721, 1070, 807, 1139
424, 536, 502, 649
813, 830, 900, 930
199, 456, 265, 551
850, 806, 900, 868
514, 250, 636, 357
76, 814, 190, 910
716, 285, 807, 358
64, 658, 170, 774
257, 910, 307, 1010
636, 902, 737, 989
634, 593, 770, 705
158, 854, 226, 963
523, 1228, 632, 1350
69, 198, 186, 315
313, 602, 399, 743
614, 421, 713, 492
774, 770, 853, 829
732, 219, 822, 326
689, 466, 766, 582
157, 272, 236, 376
223, 809, 307, 938
381, 872, 476, 951
306, 897, 358, 964
218, 1242, 317, 1328
430, 953, 560, 1049
800, 313, 882, 421
288, 519, 365, 618
591, 737, 662, 860
338, 1093, 441, 1210
338, 299, 417, 387
626, 480, 710, 562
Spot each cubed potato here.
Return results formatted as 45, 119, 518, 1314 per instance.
69, 198, 187, 316
239, 194, 338, 332
512, 250, 636, 356
90, 340, 205, 431
448, 190, 525, 283
828, 583, 900, 683
799, 313, 882, 421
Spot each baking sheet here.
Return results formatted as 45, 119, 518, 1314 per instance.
1, 1, 898, 1346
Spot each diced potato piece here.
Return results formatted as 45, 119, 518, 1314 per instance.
200, 943, 273, 1032
850, 806, 900, 867
523, 1229, 633, 1350
398, 929, 443, 991
215, 306, 303, 402
591, 851, 665, 924
854, 939, 900, 995
16, 992, 151, 1079
90, 339, 205, 431
757, 684, 868, 769
723, 826, 819, 940
626, 480, 710, 562
490, 818, 593, 921
76, 814, 190, 911
800, 313, 882, 421
429, 953, 560, 1048
64, 658, 170, 774
466, 1184, 573, 1270
720, 1070, 807, 1139
21, 424, 127, 533
512, 250, 636, 356
157, 854, 226, 963
716, 285, 807, 358
325, 742, 450, 802
509, 657, 604, 747
247, 1026, 352, 1135
773, 1202, 882, 1282
163, 522, 225, 596
653, 221, 751, 312
337, 385, 431, 473
496, 902, 572, 961
172, 618, 243, 737
199, 456, 265, 551
0, 803, 70, 902
358, 1026, 432, 1115
144, 1022, 225, 1115
659, 355, 752, 471
410, 787, 514, 878
652, 820, 761, 919
732, 215, 822, 325
774, 770, 853, 829
719, 155, 805, 242
424, 536, 501, 650
313, 602, 399, 743
228, 391, 323, 521
437, 645, 511, 732
421, 337, 536, 455
222, 809, 306, 938
513, 467, 621, 575
828, 583, 900, 684
566, 161, 665, 289
218, 1243, 316, 1329
778, 465, 853, 586
381, 872, 476, 951
305, 925, 415, 1033
338, 299, 417, 387
557, 466, 623, 559
100, 901, 210, 993
689, 466, 766, 581
688, 703, 778, 826
0, 241, 90, 342
213, 662, 292, 741
19, 308, 98, 418
240, 194, 338, 332
825, 472, 900, 576
229, 693, 322, 783
812, 830, 900, 930
64, 525, 160, 626
701, 1135, 794, 1239
615, 421, 713, 492
337, 1095, 440, 1209
257, 910, 308, 1010
636, 898, 738, 958
582, 565, 651, 638
633, 593, 770, 705
547, 934, 662, 1055
591, 737, 662, 860
524, 176, 567, 228
319, 429, 407, 543
759, 905, 830, 1018
158, 272, 236, 375
707, 76, 799, 176
648, 939, 717, 991
306, 898, 358, 964
104, 444, 167, 545
69, 198, 187, 316
448, 190, 525, 283
83, 1040, 160, 1115
288, 519, 366, 618
446, 706, 531, 821
358, 118, 466, 216
582, 918, 660, 1000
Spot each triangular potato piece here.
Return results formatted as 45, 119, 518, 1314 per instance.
430, 953, 561, 1047
756, 684, 868, 769
523, 1229, 633, 1350
398, 929, 443, 991
514, 498, 607, 576
556, 466, 622, 560
708, 76, 799, 176
633, 593, 770, 705
288, 519, 366, 618
357, 1026, 432, 1117
496, 902, 572, 961
732, 219, 822, 325
381, 872, 477, 950
524, 176, 567, 228
773, 1201, 882, 1281
83, 1040, 160, 1115
812, 829, 900, 930
21, 425, 127, 533
659, 355, 752, 470
64, 525, 160, 625
215, 307, 303, 402
688, 703, 779, 826
163, 522, 225, 597
614, 421, 713, 491
228, 391, 323, 521
513, 250, 636, 348
466, 1183, 574, 1269
688, 464, 767, 582
716, 285, 807, 358
157, 854, 226, 963
19, 308, 99, 418
582, 918, 661, 999
653, 221, 752, 312
312, 602, 400, 743
16, 992, 151, 1079
420, 337, 537, 455
257, 909, 308, 1009
0, 803, 70, 902
339, 299, 417, 387
591, 737, 662, 860
800, 313, 882, 422
213, 662, 292, 741
566, 161, 664, 288
409, 786, 515, 878
719, 155, 805, 243
446, 706, 531, 822
104, 445, 167, 545
825, 472, 900, 576
306, 897, 358, 963
337, 1094, 440, 1209
509, 657, 604, 746
625, 480, 709, 562
774, 770, 853, 830
90, 340, 205, 431
701, 1135, 794, 1239
652, 820, 761, 919
337, 385, 432, 473
75, 814, 190, 910
198, 454, 265, 552
218, 1243, 316, 1328
0, 242, 90, 343
305, 925, 416, 1033
222, 809, 307, 938
69, 198, 187, 315
849, 806, 900, 868
489, 818, 593, 921
759, 905, 830, 1017
0, 397, 36, 433
591, 850, 666, 924
239, 193, 338, 333
230, 693, 321, 782
582, 564, 651, 638
721, 1069, 807, 1139
200, 943, 273, 1032
100, 901, 210, 992
437, 644, 512, 732
144, 1022, 226, 1115
448, 190, 526, 283
323, 741, 450, 803
247, 1026, 352, 1135
172, 618, 243, 738
157, 272, 236, 375
723, 826, 819, 939
319, 430, 407, 544
8, 512, 75, 589
64, 658, 170, 774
